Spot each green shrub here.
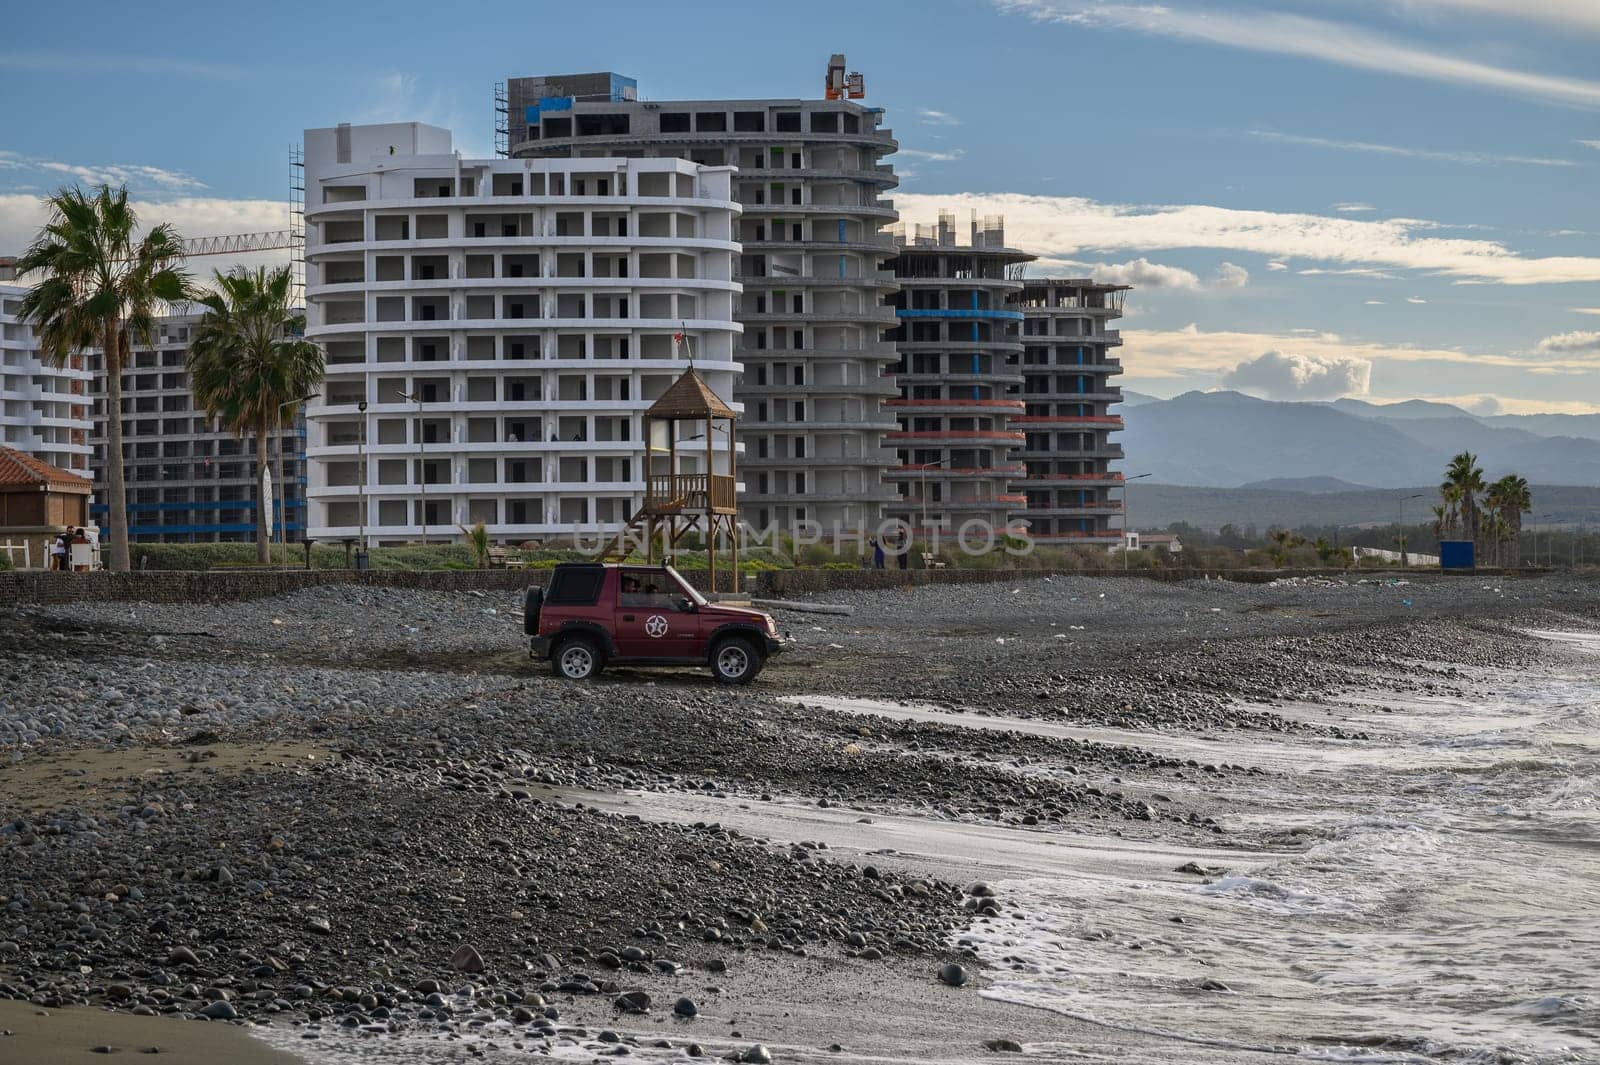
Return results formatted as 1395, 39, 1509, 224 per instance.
0, 549, 13, 571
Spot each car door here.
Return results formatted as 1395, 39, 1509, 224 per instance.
614, 568, 691, 659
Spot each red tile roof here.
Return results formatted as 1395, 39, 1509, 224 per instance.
0, 447, 93, 492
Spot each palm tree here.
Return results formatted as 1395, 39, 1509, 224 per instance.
1266, 528, 1303, 567
1443, 451, 1485, 546
1430, 504, 1449, 541
1313, 537, 1338, 565
187, 266, 323, 563
1437, 483, 1463, 539
460, 521, 490, 569
15, 185, 188, 571
1488, 474, 1532, 567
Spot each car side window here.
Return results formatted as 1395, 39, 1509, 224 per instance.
547, 569, 603, 605
620, 572, 676, 609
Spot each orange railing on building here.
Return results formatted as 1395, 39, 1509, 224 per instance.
885, 398, 1026, 409
1011, 415, 1125, 425
885, 430, 1026, 441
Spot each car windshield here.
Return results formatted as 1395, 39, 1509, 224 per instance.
665, 566, 708, 606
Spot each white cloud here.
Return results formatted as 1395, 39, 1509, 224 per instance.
1535, 329, 1600, 356
916, 109, 962, 126
0, 151, 206, 193
895, 147, 966, 163
1571, 307, 1600, 315
1299, 267, 1402, 280
1122, 324, 1600, 386
1221, 350, 1373, 399
1407, 296, 1428, 303
1266, 260, 1289, 271
1254, 130, 1578, 168
1580, 139, 1600, 150
1086, 257, 1202, 289
1333, 202, 1377, 213
1400, 1, 1600, 35
1365, 300, 1387, 305
893, 190, 1600, 285
1464, 394, 1502, 416
1213, 261, 1249, 289
995, 1, 1600, 109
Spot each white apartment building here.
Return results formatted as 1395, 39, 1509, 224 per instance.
0, 262, 95, 477
301, 122, 742, 544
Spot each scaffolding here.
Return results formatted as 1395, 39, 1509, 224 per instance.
289, 144, 305, 304
494, 81, 510, 157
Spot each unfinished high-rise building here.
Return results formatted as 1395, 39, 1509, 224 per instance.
505, 57, 902, 532
887, 214, 1033, 534
1011, 279, 1127, 545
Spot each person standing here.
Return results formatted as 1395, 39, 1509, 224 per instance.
871, 537, 885, 570
50, 531, 68, 571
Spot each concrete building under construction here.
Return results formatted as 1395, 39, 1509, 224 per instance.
504, 56, 902, 533
1012, 279, 1128, 545
887, 214, 1033, 535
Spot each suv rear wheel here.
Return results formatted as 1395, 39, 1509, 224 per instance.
710, 635, 763, 685
553, 635, 603, 681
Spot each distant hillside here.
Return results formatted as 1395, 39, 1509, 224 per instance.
1119, 391, 1442, 486
1240, 476, 1374, 493
1332, 397, 1473, 421
1132, 483, 1600, 532
1120, 390, 1600, 487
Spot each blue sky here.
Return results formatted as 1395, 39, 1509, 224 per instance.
3, 0, 1598, 413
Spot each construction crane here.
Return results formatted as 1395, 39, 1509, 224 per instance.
181, 230, 297, 256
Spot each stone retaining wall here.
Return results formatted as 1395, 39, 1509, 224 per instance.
0, 565, 1509, 606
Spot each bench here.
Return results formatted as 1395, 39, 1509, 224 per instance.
920, 551, 947, 570
487, 547, 527, 569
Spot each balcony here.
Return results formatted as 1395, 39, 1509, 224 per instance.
644, 472, 736, 515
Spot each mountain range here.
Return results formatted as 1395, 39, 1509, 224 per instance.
1118, 391, 1600, 488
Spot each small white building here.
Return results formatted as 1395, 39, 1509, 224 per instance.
1111, 531, 1183, 554
300, 122, 743, 544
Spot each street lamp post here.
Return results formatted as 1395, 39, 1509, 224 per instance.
1398, 493, 1423, 567
396, 388, 426, 543
356, 399, 369, 564
276, 393, 319, 571
1123, 472, 1152, 571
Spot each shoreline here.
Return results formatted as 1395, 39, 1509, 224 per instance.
3, 574, 1597, 1063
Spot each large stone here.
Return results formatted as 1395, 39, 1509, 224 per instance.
450, 944, 485, 973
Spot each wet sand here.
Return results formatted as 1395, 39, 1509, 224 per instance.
0, 1000, 305, 1065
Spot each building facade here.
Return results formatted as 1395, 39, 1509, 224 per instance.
507, 62, 902, 532
1, 264, 94, 479
300, 121, 741, 544
1011, 279, 1127, 546
887, 216, 1033, 535
84, 313, 306, 543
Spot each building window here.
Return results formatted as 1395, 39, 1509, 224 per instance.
696, 112, 727, 132
660, 112, 691, 133
576, 114, 630, 136
810, 112, 838, 133
733, 111, 764, 133
775, 112, 801, 132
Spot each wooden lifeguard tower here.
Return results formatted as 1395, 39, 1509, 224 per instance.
603, 366, 741, 593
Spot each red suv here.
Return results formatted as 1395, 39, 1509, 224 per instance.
525, 563, 789, 684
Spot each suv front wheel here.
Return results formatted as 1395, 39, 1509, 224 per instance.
710, 635, 764, 685
553, 635, 604, 681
